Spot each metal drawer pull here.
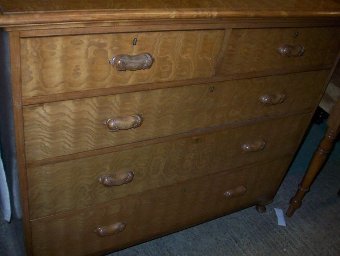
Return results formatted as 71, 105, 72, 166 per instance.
259, 93, 287, 105
241, 139, 266, 152
94, 222, 126, 237
98, 171, 134, 187
224, 185, 247, 199
109, 53, 154, 71
278, 44, 305, 57
105, 114, 143, 132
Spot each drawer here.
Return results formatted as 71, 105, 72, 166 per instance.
28, 113, 310, 219
23, 70, 328, 161
219, 27, 339, 75
21, 30, 225, 98
30, 158, 291, 256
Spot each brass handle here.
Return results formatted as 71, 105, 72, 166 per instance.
98, 171, 134, 187
109, 53, 154, 71
278, 44, 305, 57
105, 114, 143, 132
241, 139, 266, 152
94, 222, 126, 237
259, 93, 287, 105
224, 185, 247, 199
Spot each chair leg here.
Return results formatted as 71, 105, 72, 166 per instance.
287, 100, 340, 217
286, 126, 337, 217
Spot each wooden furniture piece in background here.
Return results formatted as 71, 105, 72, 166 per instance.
287, 94, 340, 217
287, 62, 340, 217
0, 1, 339, 255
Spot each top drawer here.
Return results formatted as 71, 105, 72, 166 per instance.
21, 30, 225, 98
218, 27, 339, 75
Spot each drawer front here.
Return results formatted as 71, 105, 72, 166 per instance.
219, 27, 339, 75
23, 70, 328, 161
21, 30, 225, 98
28, 114, 310, 219
31, 158, 291, 256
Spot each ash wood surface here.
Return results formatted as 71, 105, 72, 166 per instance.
14, 20, 340, 37
0, 0, 339, 27
218, 27, 340, 75
0, 3, 338, 255
21, 66, 331, 106
21, 30, 224, 98
28, 114, 310, 219
23, 70, 328, 161
30, 158, 291, 256
25, 112, 312, 168
1, 0, 339, 13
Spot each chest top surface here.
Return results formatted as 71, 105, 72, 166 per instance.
0, 0, 340, 27
0, 0, 339, 12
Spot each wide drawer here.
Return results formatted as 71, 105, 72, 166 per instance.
21, 29, 225, 98
23, 70, 328, 161
31, 158, 291, 256
28, 114, 310, 219
219, 27, 339, 75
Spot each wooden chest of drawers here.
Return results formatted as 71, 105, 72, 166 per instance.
0, 1, 339, 255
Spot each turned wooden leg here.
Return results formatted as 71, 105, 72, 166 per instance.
287, 100, 340, 217
286, 127, 337, 217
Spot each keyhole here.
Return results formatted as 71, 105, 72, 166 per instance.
209, 86, 215, 93
293, 32, 300, 38
132, 38, 138, 46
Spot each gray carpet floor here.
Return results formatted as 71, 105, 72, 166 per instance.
1, 122, 339, 256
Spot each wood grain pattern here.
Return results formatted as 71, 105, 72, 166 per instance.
28, 114, 310, 219
21, 30, 225, 97
25, 112, 311, 168
23, 70, 329, 161
0, 0, 339, 27
218, 27, 340, 75
30, 158, 291, 256
21, 66, 331, 106
0, 6, 338, 255
15, 20, 340, 38
2, 0, 340, 13
18, 22, 228, 37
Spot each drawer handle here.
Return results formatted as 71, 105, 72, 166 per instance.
259, 93, 287, 105
94, 222, 126, 237
109, 53, 154, 71
105, 114, 143, 132
278, 44, 305, 57
98, 171, 134, 187
241, 139, 266, 152
224, 185, 247, 199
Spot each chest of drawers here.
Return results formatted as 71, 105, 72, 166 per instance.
0, 1, 339, 255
